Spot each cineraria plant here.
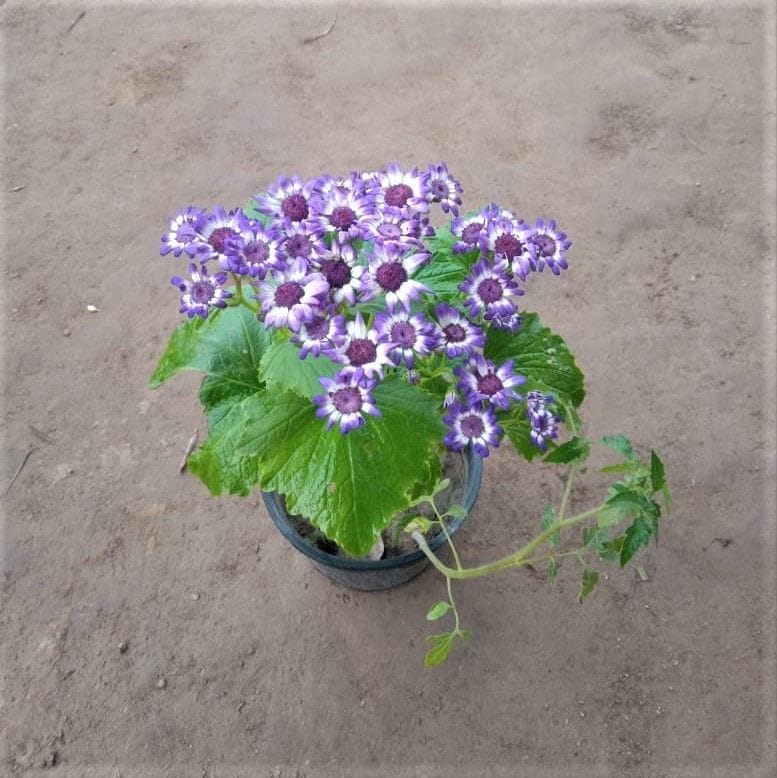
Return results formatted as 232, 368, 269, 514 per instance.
151, 162, 669, 666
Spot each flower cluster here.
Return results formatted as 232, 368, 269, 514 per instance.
160, 162, 571, 453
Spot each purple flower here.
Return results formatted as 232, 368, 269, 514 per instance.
160, 207, 209, 258
279, 219, 328, 264
292, 313, 346, 360
170, 263, 232, 319
362, 207, 426, 250
316, 172, 366, 201
486, 218, 537, 280
526, 390, 561, 451
369, 163, 430, 216
311, 240, 367, 306
375, 310, 438, 368
443, 401, 503, 457
331, 312, 395, 378
199, 207, 249, 265
460, 257, 523, 320
424, 162, 463, 216
433, 303, 485, 358
227, 222, 285, 278
450, 213, 488, 255
314, 368, 381, 433
488, 310, 523, 332
455, 355, 525, 410
253, 175, 320, 223
364, 243, 431, 312
256, 258, 329, 332
529, 218, 571, 275
309, 186, 376, 243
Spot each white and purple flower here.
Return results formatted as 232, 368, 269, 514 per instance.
486, 218, 536, 280
455, 355, 525, 410
278, 219, 328, 264
433, 303, 485, 358
256, 258, 329, 331
450, 213, 489, 255
526, 390, 562, 451
364, 243, 431, 312
160, 206, 209, 258
314, 368, 381, 434
310, 186, 376, 243
529, 218, 571, 275
199, 207, 249, 265
312, 240, 367, 306
227, 222, 285, 278
292, 312, 346, 360
170, 263, 232, 319
424, 162, 463, 216
375, 310, 438, 368
443, 401, 503, 457
254, 175, 320, 224
331, 312, 395, 378
362, 207, 426, 250
368, 163, 430, 217
460, 257, 523, 320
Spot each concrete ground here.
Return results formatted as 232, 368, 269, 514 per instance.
2, 2, 776, 776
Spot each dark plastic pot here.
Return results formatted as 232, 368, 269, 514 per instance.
261, 448, 483, 591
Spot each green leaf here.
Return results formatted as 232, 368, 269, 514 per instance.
582, 526, 609, 551
650, 450, 666, 492
426, 601, 451, 621
606, 489, 652, 517
484, 312, 586, 408
600, 462, 641, 475
501, 416, 544, 461
542, 504, 561, 546
620, 508, 659, 567
258, 338, 339, 399
445, 504, 468, 520
578, 568, 599, 602
661, 483, 673, 515
597, 507, 625, 529
402, 515, 433, 534
547, 557, 558, 584
602, 434, 636, 461
243, 198, 271, 226
544, 436, 590, 465
150, 305, 270, 390
424, 632, 454, 667
253, 376, 445, 556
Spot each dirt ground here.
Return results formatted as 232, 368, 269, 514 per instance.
2, 2, 776, 776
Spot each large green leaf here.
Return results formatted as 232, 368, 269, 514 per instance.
415, 225, 472, 298
248, 376, 446, 555
258, 338, 339, 399
150, 304, 270, 392
484, 312, 585, 407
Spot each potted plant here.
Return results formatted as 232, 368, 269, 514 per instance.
151, 162, 670, 666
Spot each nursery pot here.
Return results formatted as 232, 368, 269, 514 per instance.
261, 448, 483, 591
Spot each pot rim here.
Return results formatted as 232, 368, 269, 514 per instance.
261, 447, 483, 571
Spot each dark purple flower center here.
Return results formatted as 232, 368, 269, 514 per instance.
346, 338, 377, 367
461, 222, 483, 244
281, 193, 309, 221
477, 278, 504, 304
286, 234, 312, 258
390, 321, 416, 347
477, 373, 503, 397
375, 262, 408, 292
378, 222, 402, 240
534, 234, 557, 257
275, 281, 304, 308
444, 323, 466, 343
332, 386, 362, 414
494, 233, 522, 258
246, 241, 269, 263
461, 413, 485, 438
208, 227, 238, 254
329, 206, 357, 230
320, 258, 351, 288
191, 280, 213, 304
384, 183, 413, 208
430, 180, 448, 199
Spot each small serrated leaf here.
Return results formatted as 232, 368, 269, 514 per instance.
602, 434, 636, 460
578, 568, 599, 603
445, 504, 468, 520
544, 436, 591, 465
650, 450, 666, 493
547, 557, 558, 584
542, 504, 561, 546
424, 632, 454, 667
426, 601, 451, 621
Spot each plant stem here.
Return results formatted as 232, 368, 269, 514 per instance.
558, 464, 577, 520
413, 503, 605, 581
